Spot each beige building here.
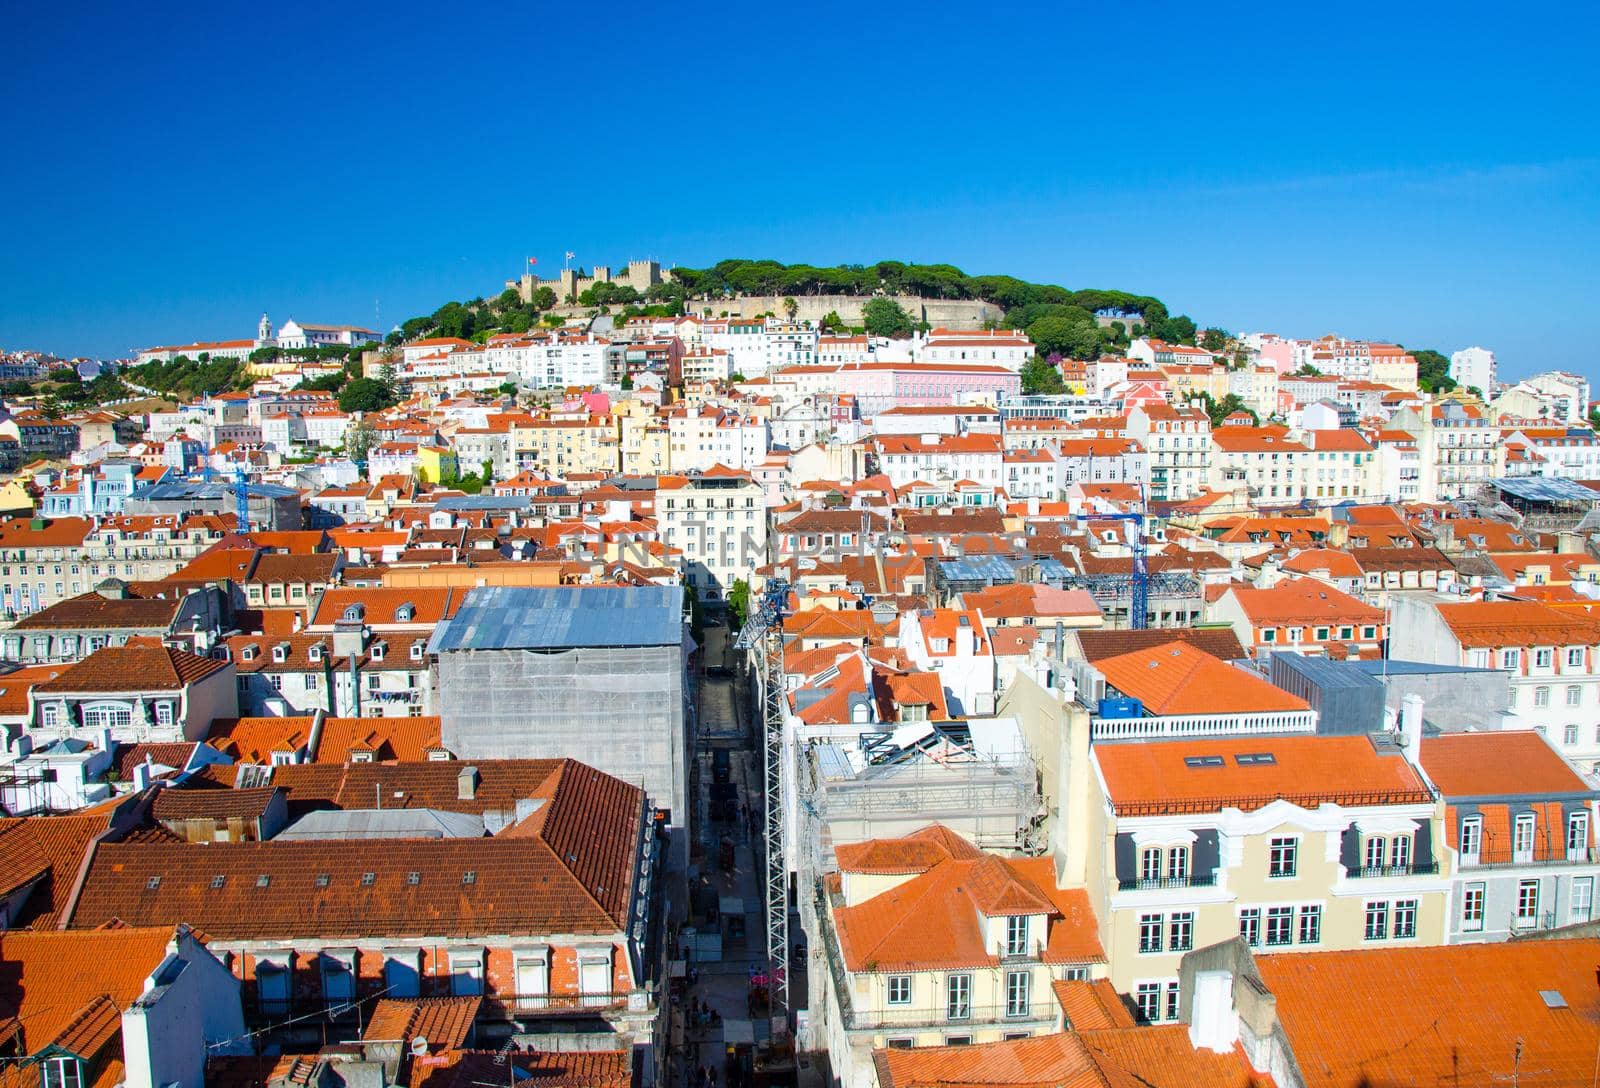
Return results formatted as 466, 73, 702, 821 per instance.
813, 826, 1106, 1087
1088, 729, 1447, 1009
510, 416, 620, 476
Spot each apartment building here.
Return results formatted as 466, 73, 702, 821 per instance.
1125, 404, 1210, 502
1210, 579, 1387, 660
1207, 426, 1312, 506
869, 433, 1005, 489
1089, 732, 1445, 1005
1420, 730, 1600, 941
655, 468, 767, 602
813, 826, 1105, 1086
1391, 598, 1600, 772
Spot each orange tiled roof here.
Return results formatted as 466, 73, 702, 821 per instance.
35, 641, 228, 693
1094, 735, 1432, 816
1095, 641, 1309, 717
1052, 978, 1136, 1030
1436, 599, 1600, 649
1258, 940, 1600, 1088
834, 833, 1102, 972
1420, 730, 1592, 797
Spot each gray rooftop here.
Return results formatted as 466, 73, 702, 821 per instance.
135, 481, 300, 500
428, 584, 682, 652
433, 495, 531, 511
1491, 477, 1600, 504
1350, 658, 1502, 677
275, 808, 486, 840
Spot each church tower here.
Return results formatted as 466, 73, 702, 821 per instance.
256, 313, 274, 348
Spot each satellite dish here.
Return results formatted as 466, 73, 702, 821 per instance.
410, 1036, 429, 1057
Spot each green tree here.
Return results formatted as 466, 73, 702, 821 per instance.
862, 298, 914, 338
727, 578, 752, 630
498, 382, 518, 396
820, 310, 844, 332
1195, 392, 1258, 428
1408, 348, 1456, 393
1200, 328, 1229, 353
1025, 314, 1103, 359
338, 377, 396, 413
1020, 356, 1065, 395
1295, 364, 1323, 377
345, 418, 378, 467
782, 296, 798, 321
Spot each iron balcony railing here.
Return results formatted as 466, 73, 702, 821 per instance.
1348, 861, 1441, 879
1117, 873, 1219, 892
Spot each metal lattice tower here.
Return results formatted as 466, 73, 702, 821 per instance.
734, 578, 791, 1025
1078, 511, 1149, 629
233, 462, 251, 534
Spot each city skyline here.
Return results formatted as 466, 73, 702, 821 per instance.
2, 1, 1596, 377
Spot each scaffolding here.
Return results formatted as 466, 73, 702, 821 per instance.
734, 578, 792, 1029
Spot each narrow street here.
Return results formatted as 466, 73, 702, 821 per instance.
667, 659, 774, 1088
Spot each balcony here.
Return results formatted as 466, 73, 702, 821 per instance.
1091, 709, 1317, 741
847, 1003, 1054, 1030
1458, 847, 1600, 871
1117, 873, 1218, 892
1348, 861, 1440, 879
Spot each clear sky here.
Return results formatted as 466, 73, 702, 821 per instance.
3, 1, 1597, 378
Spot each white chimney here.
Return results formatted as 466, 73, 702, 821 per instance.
133, 760, 153, 791
1189, 969, 1240, 1053
11, 734, 33, 760
1400, 693, 1425, 761
99, 726, 116, 754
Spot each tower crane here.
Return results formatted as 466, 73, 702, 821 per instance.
1076, 511, 1149, 629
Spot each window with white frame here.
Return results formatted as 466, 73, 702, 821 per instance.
1517, 880, 1540, 924
1536, 649, 1554, 669
1265, 906, 1294, 946
946, 973, 971, 1020
1391, 834, 1412, 871
42, 1058, 83, 1088
1168, 912, 1193, 952
1239, 908, 1261, 947
82, 704, 131, 730
514, 947, 549, 1007
1462, 883, 1485, 931
1140, 847, 1162, 882
449, 949, 484, 996
1364, 902, 1388, 941
1167, 845, 1189, 881
1005, 970, 1031, 1018
1502, 649, 1521, 670
1364, 835, 1387, 871
1138, 914, 1163, 953
1134, 983, 1161, 1023
1567, 724, 1580, 746
1005, 915, 1029, 957
1569, 812, 1589, 859
1460, 817, 1482, 859
1568, 648, 1585, 668
1392, 899, 1418, 939
1298, 905, 1322, 944
1514, 813, 1537, 861
41, 702, 60, 728
1535, 686, 1551, 708
1574, 878, 1594, 924
1269, 837, 1297, 878
1164, 981, 1180, 1022
155, 702, 174, 727
886, 975, 912, 1005
1568, 686, 1583, 707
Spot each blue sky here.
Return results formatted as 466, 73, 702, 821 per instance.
3, 1, 1597, 378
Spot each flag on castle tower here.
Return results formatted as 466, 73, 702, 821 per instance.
565, 251, 575, 260
527, 256, 537, 266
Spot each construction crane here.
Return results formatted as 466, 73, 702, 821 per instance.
733, 576, 792, 1028
233, 462, 251, 535
1077, 511, 1149, 629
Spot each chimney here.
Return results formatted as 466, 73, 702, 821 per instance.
1027, 495, 1040, 517
1400, 693, 1425, 761
11, 734, 32, 760
99, 726, 115, 754
132, 759, 153, 791
1189, 969, 1240, 1053
457, 765, 479, 800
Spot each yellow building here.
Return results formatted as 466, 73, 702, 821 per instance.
1088, 732, 1447, 1013
415, 445, 459, 484
510, 417, 620, 476
814, 826, 1107, 1087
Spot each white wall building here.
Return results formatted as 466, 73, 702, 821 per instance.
1450, 346, 1497, 393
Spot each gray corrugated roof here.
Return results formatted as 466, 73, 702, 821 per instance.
1350, 659, 1500, 677
434, 495, 531, 511
1491, 477, 1600, 503
429, 584, 682, 652
275, 808, 486, 840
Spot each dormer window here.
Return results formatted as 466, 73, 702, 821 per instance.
371, 642, 386, 662
350, 750, 374, 764
309, 644, 323, 663
42, 1057, 83, 1088
410, 641, 424, 661
271, 643, 288, 664
1005, 915, 1029, 957
241, 645, 259, 662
